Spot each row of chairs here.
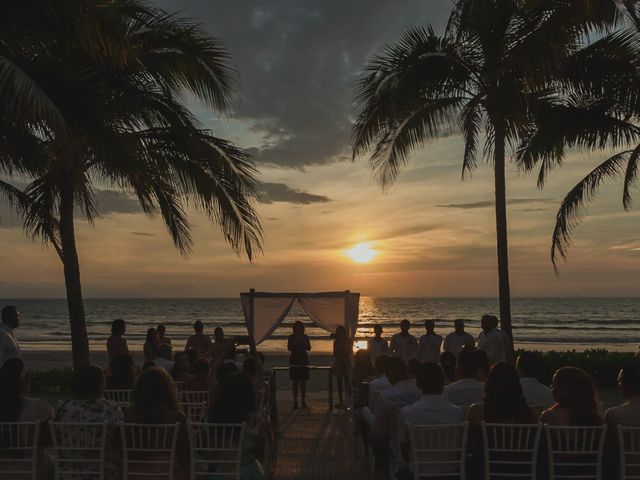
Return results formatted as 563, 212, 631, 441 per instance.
405, 422, 640, 480
0, 420, 248, 480
104, 390, 210, 423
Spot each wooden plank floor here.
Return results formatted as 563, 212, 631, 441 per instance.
273, 398, 369, 480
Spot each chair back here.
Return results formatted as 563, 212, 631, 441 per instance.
545, 425, 607, 480
619, 425, 640, 480
120, 423, 180, 480
181, 391, 209, 406
50, 422, 108, 480
481, 423, 542, 480
187, 422, 246, 480
182, 402, 208, 423
104, 389, 132, 408
408, 423, 468, 479
0, 421, 40, 480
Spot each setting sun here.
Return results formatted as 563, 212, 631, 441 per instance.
345, 242, 378, 264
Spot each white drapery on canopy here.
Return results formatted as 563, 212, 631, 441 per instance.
240, 290, 360, 344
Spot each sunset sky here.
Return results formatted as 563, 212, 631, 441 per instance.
1, 0, 640, 298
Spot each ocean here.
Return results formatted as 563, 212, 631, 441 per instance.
2, 297, 639, 353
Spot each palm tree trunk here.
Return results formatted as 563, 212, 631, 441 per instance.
59, 185, 90, 368
493, 121, 514, 351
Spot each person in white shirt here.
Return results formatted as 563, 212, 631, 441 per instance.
477, 315, 508, 364
605, 363, 640, 427
418, 320, 442, 363
443, 319, 475, 358
0, 305, 21, 369
390, 320, 418, 364
368, 354, 392, 412
444, 348, 485, 407
397, 362, 464, 466
363, 357, 421, 469
516, 351, 553, 409
367, 325, 389, 361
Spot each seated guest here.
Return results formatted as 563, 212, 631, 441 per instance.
171, 352, 189, 382
605, 363, 640, 426
157, 324, 172, 346
154, 344, 175, 372
406, 358, 420, 380
467, 362, 536, 426
517, 351, 553, 409
56, 366, 122, 480
207, 372, 274, 479
439, 351, 456, 384
106, 353, 135, 390
184, 358, 211, 392
444, 348, 485, 407
352, 349, 376, 382
368, 354, 392, 411
0, 358, 53, 422
106, 319, 129, 362
365, 357, 421, 468
123, 368, 189, 479
540, 367, 603, 426
143, 328, 159, 362
367, 325, 389, 361
397, 363, 464, 463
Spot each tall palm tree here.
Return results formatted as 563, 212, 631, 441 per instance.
1, 1, 262, 368
518, 3, 640, 268
351, 0, 614, 347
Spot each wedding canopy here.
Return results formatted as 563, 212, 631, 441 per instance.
240, 290, 360, 344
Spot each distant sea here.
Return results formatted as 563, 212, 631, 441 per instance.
2, 297, 639, 353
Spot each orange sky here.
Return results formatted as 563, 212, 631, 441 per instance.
1, 0, 639, 298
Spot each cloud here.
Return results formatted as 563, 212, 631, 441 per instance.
131, 232, 156, 237
438, 198, 556, 209
154, 0, 451, 169
372, 224, 440, 241
260, 182, 330, 204
93, 190, 140, 215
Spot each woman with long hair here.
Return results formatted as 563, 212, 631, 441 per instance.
207, 372, 274, 479
332, 325, 353, 408
467, 362, 536, 425
541, 367, 603, 426
123, 368, 188, 479
287, 321, 311, 409
143, 328, 159, 362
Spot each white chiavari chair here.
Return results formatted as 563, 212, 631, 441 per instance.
545, 425, 607, 480
49, 422, 108, 480
481, 423, 542, 480
120, 423, 180, 480
104, 389, 132, 409
619, 425, 640, 480
0, 421, 40, 480
408, 423, 468, 479
187, 422, 245, 480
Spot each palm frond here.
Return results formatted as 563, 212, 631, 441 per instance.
551, 150, 631, 269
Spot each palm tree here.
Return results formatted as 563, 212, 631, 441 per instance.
1, 1, 262, 368
517, 3, 640, 269
351, 1, 614, 347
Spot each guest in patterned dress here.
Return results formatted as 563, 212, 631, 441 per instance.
55, 366, 123, 480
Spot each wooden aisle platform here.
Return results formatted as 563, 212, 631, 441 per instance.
273, 398, 369, 480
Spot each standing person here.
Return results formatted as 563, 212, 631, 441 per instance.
477, 314, 508, 364
287, 321, 311, 409
444, 348, 485, 407
0, 305, 21, 369
210, 326, 229, 362
185, 320, 212, 358
106, 319, 129, 362
157, 324, 172, 346
143, 327, 159, 362
443, 319, 475, 358
367, 324, 389, 361
333, 325, 353, 408
418, 320, 443, 363
390, 320, 418, 364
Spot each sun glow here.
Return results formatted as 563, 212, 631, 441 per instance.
345, 242, 378, 264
